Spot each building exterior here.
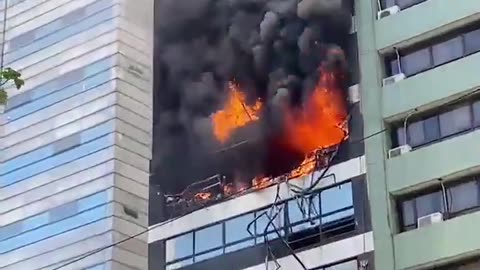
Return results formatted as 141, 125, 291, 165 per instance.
361, 0, 480, 269
0, 0, 153, 269
147, 1, 375, 270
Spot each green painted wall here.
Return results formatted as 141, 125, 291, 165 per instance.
383, 52, 480, 120
394, 212, 480, 269
376, 0, 480, 51
357, 0, 396, 269
387, 129, 480, 193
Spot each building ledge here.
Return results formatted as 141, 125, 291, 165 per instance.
148, 156, 366, 243
394, 212, 480, 270
383, 52, 480, 121
375, 0, 480, 53
387, 129, 480, 194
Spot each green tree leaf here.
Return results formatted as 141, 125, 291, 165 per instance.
0, 67, 23, 105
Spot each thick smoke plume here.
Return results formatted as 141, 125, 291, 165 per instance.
153, 0, 352, 194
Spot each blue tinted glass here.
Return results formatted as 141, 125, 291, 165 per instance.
166, 258, 193, 270
5, 56, 114, 112
0, 191, 107, 241
0, 121, 115, 175
225, 213, 254, 243
225, 240, 255, 253
321, 182, 354, 223
256, 207, 284, 235
166, 233, 193, 262
0, 205, 108, 253
195, 224, 222, 253
85, 264, 105, 270
195, 248, 223, 263
5, 12, 116, 64
1, 135, 115, 187
5, 0, 115, 57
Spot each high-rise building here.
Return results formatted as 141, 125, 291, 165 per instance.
148, 1, 374, 270
0, 0, 153, 269
361, 0, 480, 269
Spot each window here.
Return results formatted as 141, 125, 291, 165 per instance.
393, 97, 480, 150
195, 224, 223, 254
0, 191, 109, 253
398, 176, 480, 231
165, 181, 356, 267
321, 182, 354, 224
432, 37, 463, 66
464, 29, 480, 55
439, 106, 471, 137
386, 24, 480, 78
166, 233, 193, 262
382, 0, 427, 10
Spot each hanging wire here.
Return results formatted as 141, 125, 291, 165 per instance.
0, 0, 7, 69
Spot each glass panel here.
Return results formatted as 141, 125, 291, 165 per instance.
166, 258, 194, 270
472, 101, 480, 127
195, 224, 223, 253
423, 116, 441, 143
1, 135, 114, 187
225, 213, 254, 243
401, 199, 415, 227
48, 201, 79, 222
0, 205, 108, 253
225, 239, 255, 253
390, 59, 400, 75
288, 198, 309, 224
195, 248, 223, 263
384, 0, 396, 8
439, 106, 472, 137
401, 48, 431, 76
415, 191, 444, 218
321, 182, 354, 223
325, 260, 358, 270
432, 36, 463, 66
166, 233, 193, 262
464, 29, 480, 55
396, 0, 425, 9
448, 180, 479, 213
291, 218, 320, 233
407, 120, 426, 147
256, 207, 284, 235
396, 126, 407, 146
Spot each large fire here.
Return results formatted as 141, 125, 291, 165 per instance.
212, 82, 263, 143
192, 53, 349, 204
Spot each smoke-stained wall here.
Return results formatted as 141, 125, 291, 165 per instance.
151, 0, 355, 209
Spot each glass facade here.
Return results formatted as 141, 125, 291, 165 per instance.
0, 0, 152, 269
165, 181, 355, 269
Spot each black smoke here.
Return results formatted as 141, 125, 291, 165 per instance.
152, 0, 352, 195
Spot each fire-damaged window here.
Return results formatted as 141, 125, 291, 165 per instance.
385, 23, 480, 78
382, 0, 427, 10
164, 181, 355, 269
391, 97, 480, 149
397, 174, 480, 232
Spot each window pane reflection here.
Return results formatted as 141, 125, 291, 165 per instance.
449, 180, 479, 213
195, 224, 222, 253
432, 36, 463, 66
166, 233, 193, 262
225, 213, 254, 243
439, 106, 471, 137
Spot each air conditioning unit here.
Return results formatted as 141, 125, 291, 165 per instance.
382, 73, 406, 86
387, 144, 411, 158
377, 5, 401, 20
417, 212, 443, 228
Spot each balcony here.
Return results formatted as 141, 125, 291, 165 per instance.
386, 129, 480, 193
394, 211, 480, 269
376, 0, 480, 52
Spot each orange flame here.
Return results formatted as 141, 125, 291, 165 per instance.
283, 70, 348, 155
212, 82, 263, 143
194, 192, 213, 201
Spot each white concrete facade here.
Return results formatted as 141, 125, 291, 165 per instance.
0, 0, 153, 269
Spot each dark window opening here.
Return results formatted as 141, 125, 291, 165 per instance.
384, 22, 480, 78
397, 175, 480, 232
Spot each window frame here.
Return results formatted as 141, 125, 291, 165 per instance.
164, 181, 356, 267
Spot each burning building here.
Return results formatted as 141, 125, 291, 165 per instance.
152, 0, 354, 217
149, 0, 372, 269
